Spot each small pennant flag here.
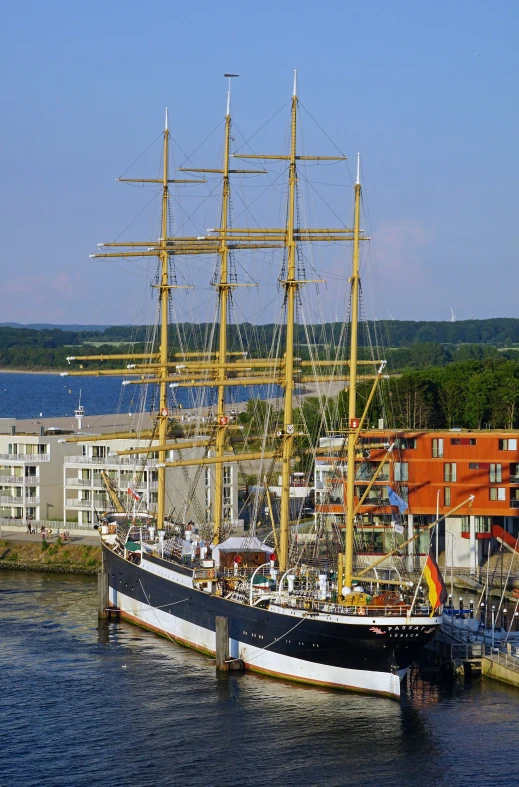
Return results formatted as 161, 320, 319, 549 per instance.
392, 519, 404, 535
127, 486, 140, 501
423, 550, 447, 614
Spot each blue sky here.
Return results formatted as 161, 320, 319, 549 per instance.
1, 0, 518, 326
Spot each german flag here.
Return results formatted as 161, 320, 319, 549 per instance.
423, 551, 447, 614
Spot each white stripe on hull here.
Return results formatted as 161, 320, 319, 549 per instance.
112, 588, 403, 698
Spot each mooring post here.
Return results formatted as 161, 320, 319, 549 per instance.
215, 616, 229, 671
98, 554, 108, 620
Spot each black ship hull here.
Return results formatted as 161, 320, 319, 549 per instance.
103, 544, 440, 699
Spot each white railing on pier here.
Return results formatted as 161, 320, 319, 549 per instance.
484, 643, 519, 673
0, 517, 95, 532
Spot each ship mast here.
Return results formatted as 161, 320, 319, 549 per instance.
157, 109, 171, 531
213, 77, 233, 543
344, 154, 362, 590
279, 71, 299, 571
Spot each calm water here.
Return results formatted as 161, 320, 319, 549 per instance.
0, 373, 280, 420
1, 572, 519, 787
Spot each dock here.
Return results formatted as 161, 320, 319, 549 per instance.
482, 645, 519, 689
424, 612, 519, 689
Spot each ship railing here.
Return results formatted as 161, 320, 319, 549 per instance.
193, 567, 217, 581
271, 596, 434, 618
223, 566, 273, 580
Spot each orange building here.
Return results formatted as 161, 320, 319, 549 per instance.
315, 430, 519, 570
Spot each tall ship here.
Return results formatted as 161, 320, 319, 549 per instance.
65, 74, 447, 698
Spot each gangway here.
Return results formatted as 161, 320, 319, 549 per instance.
492, 524, 519, 554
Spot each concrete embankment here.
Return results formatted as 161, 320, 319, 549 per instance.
482, 653, 519, 689
0, 538, 101, 575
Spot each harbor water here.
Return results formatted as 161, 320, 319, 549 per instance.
1, 571, 519, 787
0, 373, 281, 420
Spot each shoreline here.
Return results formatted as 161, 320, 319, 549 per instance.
0, 369, 63, 375
0, 562, 98, 575
0, 538, 101, 575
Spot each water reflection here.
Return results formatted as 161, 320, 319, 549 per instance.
2, 571, 519, 787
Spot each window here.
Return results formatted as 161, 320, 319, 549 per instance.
490, 488, 506, 501
490, 463, 502, 483
394, 462, 408, 481
499, 439, 518, 451
475, 516, 491, 533
399, 486, 409, 502
444, 463, 457, 482
432, 438, 444, 458
395, 438, 416, 450
469, 463, 479, 470
451, 437, 476, 446
444, 487, 451, 506
462, 516, 491, 533
92, 446, 106, 458
37, 444, 48, 455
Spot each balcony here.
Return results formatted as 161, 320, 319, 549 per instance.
0, 453, 50, 462
357, 496, 390, 506
510, 475, 519, 484
0, 495, 39, 505
511, 500, 519, 508
355, 472, 391, 483
66, 478, 92, 487
66, 496, 109, 508
65, 456, 158, 467
66, 499, 92, 508
0, 475, 23, 484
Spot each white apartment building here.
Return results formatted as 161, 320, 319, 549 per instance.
64, 438, 238, 528
0, 420, 82, 522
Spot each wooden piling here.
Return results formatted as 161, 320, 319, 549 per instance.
98, 558, 108, 620
215, 616, 229, 671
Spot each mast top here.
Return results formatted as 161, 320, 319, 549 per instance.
224, 73, 239, 116
356, 152, 360, 185
165, 107, 169, 132
293, 69, 298, 97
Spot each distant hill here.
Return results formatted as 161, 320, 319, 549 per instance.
2, 318, 519, 346
0, 323, 118, 331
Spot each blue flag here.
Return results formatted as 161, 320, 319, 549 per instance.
387, 486, 408, 514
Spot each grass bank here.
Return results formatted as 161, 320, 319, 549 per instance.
0, 539, 101, 574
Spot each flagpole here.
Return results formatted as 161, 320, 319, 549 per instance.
436, 489, 440, 563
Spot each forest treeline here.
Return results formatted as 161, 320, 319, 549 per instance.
2, 318, 519, 370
